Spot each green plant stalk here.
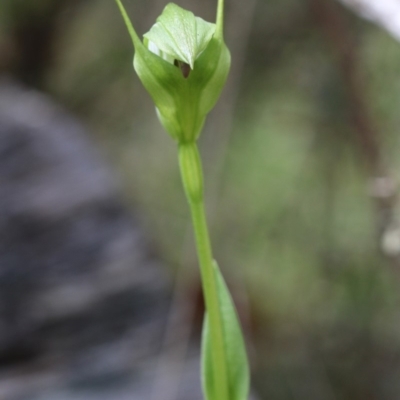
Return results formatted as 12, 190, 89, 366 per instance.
178, 142, 229, 400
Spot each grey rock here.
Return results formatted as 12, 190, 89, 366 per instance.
0, 79, 198, 399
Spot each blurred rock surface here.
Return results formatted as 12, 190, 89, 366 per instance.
0, 79, 202, 400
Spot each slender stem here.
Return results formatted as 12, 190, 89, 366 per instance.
178, 143, 229, 400
190, 200, 229, 400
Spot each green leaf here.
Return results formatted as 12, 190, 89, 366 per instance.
144, 3, 216, 69
202, 261, 250, 400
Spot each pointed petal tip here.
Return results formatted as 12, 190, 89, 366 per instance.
115, 0, 141, 48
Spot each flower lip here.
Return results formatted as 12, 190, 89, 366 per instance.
174, 59, 191, 78
145, 39, 191, 77
145, 38, 208, 78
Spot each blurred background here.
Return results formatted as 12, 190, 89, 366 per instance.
1, 0, 400, 399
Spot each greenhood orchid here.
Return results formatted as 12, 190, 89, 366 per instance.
115, 2, 249, 400
115, 1, 230, 142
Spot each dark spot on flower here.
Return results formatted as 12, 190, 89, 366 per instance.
174, 59, 191, 78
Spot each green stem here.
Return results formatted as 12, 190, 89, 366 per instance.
178, 143, 229, 400
190, 200, 228, 400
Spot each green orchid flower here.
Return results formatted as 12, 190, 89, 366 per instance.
115, 0, 230, 142
115, 3, 250, 400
